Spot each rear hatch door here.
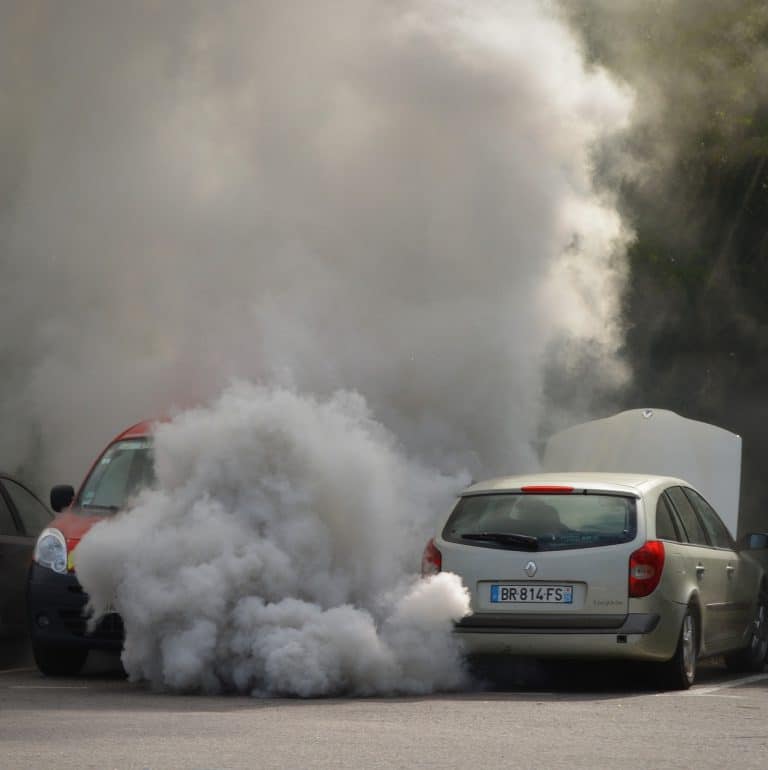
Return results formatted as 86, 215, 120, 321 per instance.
440, 488, 640, 626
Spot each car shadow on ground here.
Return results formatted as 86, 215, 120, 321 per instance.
466, 657, 658, 698
75, 649, 127, 677
3, 636, 762, 706
0, 636, 125, 678
458, 654, 763, 701
0, 634, 33, 670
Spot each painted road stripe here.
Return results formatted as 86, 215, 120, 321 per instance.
685, 672, 768, 696
658, 672, 768, 696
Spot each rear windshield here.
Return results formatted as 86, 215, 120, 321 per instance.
78, 438, 155, 513
443, 493, 637, 551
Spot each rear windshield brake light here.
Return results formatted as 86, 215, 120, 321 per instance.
521, 485, 574, 494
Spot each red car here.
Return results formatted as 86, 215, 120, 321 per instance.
27, 421, 155, 675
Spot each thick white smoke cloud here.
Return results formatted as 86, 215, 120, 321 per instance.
75, 383, 471, 696
3, 1, 634, 694
1, 0, 631, 484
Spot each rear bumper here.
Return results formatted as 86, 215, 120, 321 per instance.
27, 564, 124, 651
454, 607, 684, 661
455, 613, 659, 633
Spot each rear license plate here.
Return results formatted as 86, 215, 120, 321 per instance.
490, 584, 573, 604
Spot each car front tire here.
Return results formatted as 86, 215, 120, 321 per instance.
724, 591, 768, 673
32, 644, 88, 677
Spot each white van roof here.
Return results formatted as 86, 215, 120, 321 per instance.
541, 409, 742, 537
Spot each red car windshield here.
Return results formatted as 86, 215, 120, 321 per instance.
79, 438, 155, 512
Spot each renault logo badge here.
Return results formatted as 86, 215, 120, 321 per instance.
525, 560, 537, 577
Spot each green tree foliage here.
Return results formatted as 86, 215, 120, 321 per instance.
561, 0, 768, 531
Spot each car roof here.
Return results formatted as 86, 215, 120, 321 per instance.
0, 473, 49, 505
0, 471, 33, 484
112, 419, 157, 441
461, 472, 689, 497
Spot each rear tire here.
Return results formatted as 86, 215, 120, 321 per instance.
32, 644, 88, 676
724, 592, 768, 673
658, 608, 697, 690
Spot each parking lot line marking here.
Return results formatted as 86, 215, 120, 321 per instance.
0, 667, 35, 676
689, 673, 768, 696
673, 673, 768, 696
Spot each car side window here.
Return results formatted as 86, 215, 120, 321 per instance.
0, 488, 20, 536
3, 479, 52, 537
655, 494, 682, 542
666, 486, 710, 546
682, 488, 734, 550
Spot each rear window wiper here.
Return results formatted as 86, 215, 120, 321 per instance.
460, 532, 539, 550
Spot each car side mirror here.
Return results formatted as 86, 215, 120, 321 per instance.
743, 532, 768, 550
50, 485, 75, 513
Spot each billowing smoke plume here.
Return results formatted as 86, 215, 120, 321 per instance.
1, 0, 631, 486
75, 383, 471, 696
4, 1, 634, 694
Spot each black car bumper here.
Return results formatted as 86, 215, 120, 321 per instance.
27, 563, 124, 651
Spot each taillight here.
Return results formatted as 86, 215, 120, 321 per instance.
629, 540, 665, 598
421, 538, 442, 577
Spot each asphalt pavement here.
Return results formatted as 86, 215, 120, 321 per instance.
1, 642, 766, 770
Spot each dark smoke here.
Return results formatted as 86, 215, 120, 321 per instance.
558, 0, 768, 534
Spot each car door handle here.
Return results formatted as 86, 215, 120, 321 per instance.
726, 564, 736, 576
695, 564, 706, 578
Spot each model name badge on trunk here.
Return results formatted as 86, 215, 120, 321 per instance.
490, 584, 574, 604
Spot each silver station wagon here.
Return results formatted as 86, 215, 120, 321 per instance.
423, 411, 768, 689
